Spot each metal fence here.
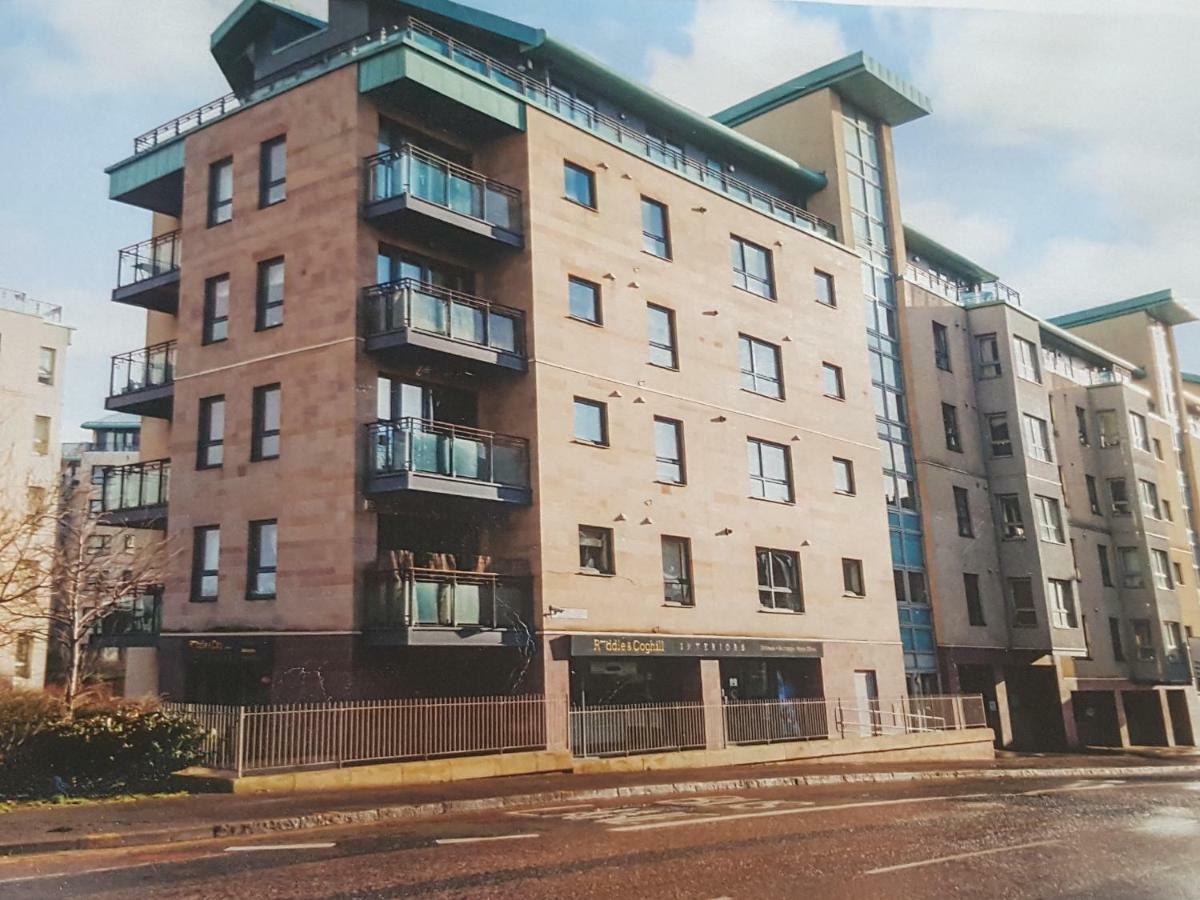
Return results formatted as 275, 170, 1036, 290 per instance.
569, 702, 707, 758
109, 340, 176, 399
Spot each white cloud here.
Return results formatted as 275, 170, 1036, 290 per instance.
904, 198, 1015, 266
645, 0, 848, 114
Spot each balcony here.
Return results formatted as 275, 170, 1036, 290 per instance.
97, 460, 169, 529
362, 280, 525, 373
960, 281, 1022, 308
364, 564, 533, 646
366, 419, 530, 505
363, 145, 523, 251
90, 587, 162, 648
106, 341, 175, 419
112, 232, 181, 313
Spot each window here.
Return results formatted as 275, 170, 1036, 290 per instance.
37, 347, 55, 385
822, 362, 845, 399
1086, 475, 1102, 515
1152, 437, 1164, 460
573, 398, 608, 446
739, 335, 783, 399
1173, 561, 1185, 586
1109, 478, 1130, 515
26, 486, 46, 513
997, 494, 1025, 539
203, 275, 230, 344
252, 384, 281, 461
578, 526, 613, 574
563, 161, 595, 208
757, 548, 802, 612
191, 526, 220, 601
1076, 406, 1089, 446
932, 322, 951, 371
976, 333, 1001, 379
641, 197, 671, 258
661, 536, 692, 605
897, 569, 929, 604
247, 520, 278, 599
1109, 617, 1125, 662
1151, 549, 1174, 590
1023, 414, 1052, 462
1132, 618, 1155, 661
1163, 499, 1174, 522
1048, 579, 1078, 629
964, 573, 985, 626
259, 136, 286, 207
833, 457, 856, 495
815, 270, 836, 307
647, 133, 684, 168
1165, 621, 1185, 660
1129, 412, 1150, 452
256, 258, 285, 330
1009, 577, 1036, 627
942, 403, 962, 452
1097, 410, 1120, 447
87, 534, 112, 557
654, 417, 685, 484
197, 395, 225, 469
208, 157, 233, 226
842, 558, 865, 597
1034, 495, 1065, 543
1118, 546, 1143, 588
987, 413, 1012, 457
953, 486, 974, 537
747, 438, 792, 502
1098, 544, 1114, 587
13, 636, 32, 680
647, 304, 677, 369
568, 276, 601, 324
1139, 479, 1161, 519
730, 236, 775, 299
32, 416, 50, 455
1013, 336, 1041, 383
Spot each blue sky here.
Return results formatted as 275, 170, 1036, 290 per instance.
2, 0, 1198, 438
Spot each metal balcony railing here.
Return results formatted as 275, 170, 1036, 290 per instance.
91, 588, 163, 640
117, 232, 181, 289
905, 264, 1022, 309
961, 280, 1022, 307
0, 287, 62, 322
97, 459, 170, 514
109, 341, 176, 399
362, 279, 525, 358
366, 566, 533, 630
368, 419, 529, 489
364, 144, 522, 233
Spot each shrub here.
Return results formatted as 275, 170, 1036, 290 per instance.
0, 689, 66, 764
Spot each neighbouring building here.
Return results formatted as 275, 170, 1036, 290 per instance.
95, 0, 1199, 750
0, 286, 71, 689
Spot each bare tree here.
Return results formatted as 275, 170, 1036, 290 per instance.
0, 489, 170, 708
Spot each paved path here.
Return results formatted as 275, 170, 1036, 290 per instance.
2, 769, 1200, 897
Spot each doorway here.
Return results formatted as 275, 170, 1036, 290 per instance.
852, 669, 880, 736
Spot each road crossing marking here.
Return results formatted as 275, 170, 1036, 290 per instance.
224, 842, 336, 852
863, 839, 1060, 875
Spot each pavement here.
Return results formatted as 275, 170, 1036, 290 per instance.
3, 767, 1200, 897
1, 747, 1198, 858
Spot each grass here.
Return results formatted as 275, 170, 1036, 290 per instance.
0, 791, 187, 814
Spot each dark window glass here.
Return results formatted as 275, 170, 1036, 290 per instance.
842, 558, 865, 596
247, 520, 278, 599
256, 258, 285, 330
568, 276, 601, 324
641, 197, 671, 258
943, 403, 962, 452
815, 270, 836, 307
1010, 577, 1036, 627
573, 398, 608, 445
964, 573, 985, 626
647, 304, 677, 368
654, 417, 685, 484
1076, 406, 1089, 446
191, 526, 220, 601
730, 236, 775, 299
662, 536, 693, 605
954, 486, 973, 537
1097, 544, 1114, 587
757, 548, 802, 612
579, 525, 613, 574
203, 275, 230, 344
564, 161, 596, 208
747, 438, 792, 502
987, 413, 1012, 456
1086, 475, 1102, 515
197, 395, 225, 469
1109, 617, 1125, 661
208, 158, 233, 226
739, 335, 782, 399
932, 322, 951, 371
252, 384, 281, 461
259, 136, 286, 207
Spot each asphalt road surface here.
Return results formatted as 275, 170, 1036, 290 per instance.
4, 773, 1200, 898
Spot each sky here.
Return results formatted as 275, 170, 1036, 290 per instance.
2, 0, 1199, 439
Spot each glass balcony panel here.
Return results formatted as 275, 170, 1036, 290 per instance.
450, 300, 486, 344
410, 430, 445, 475
488, 312, 516, 353
414, 580, 440, 624
492, 443, 524, 486
447, 172, 481, 218
483, 186, 515, 231
451, 434, 487, 480
454, 583, 483, 626
410, 287, 448, 335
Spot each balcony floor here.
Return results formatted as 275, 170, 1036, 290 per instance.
112, 270, 180, 314
362, 626, 533, 647
105, 384, 174, 420
98, 505, 167, 530
364, 329, 525, 374
363, 194, 523, 254
366, 471, 531, 506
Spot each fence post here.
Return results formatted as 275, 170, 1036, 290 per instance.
337, 704, 346, 768
954, 695, 966, 730
235, 706, 246, 778
836, 698, 845, 739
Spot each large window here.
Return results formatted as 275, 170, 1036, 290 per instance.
1023, 414, 1052, 462
259, 136, 287, 207
208, 158, 233, 226
203, 275, 230, 344
932, 322, 951, 371
1009, 577, 1036, 627
1048, 578, 1077, 629
1132, 619, 1155, 661
641, 197, 671, 259
747, 438, 792, 502
814, 270, 836, 307
1129, 412, 1150, 452
256, 258, 285, 330
942, 403, 962, 452
739, 335, 782, 399
654, 417, 685, 484
37, 347, 55, 385
564, 161, 595, 208
757, 548, 801, 612
1034, 495, 1065, 543
1013, 336, 1041, 383
842, 558, 865, 597
197, 395, 225, 469
1118, 546, 1143, 588
247, 520, 278, 600
568, 276, 601, 325
251, 384, 281, 461
647, 304, 677, 368
579, 525, 613, 574
1097, 410, 1120, 447
964, 573, 985, 626
661, 536, 693, 605
191, 526, 220, 601
730, 236, 775, 299
1139, 479, 1161, 519
987, 413, 1012, 457
975, 333, 1001, 379
997, 494, 1025, 539
954, 486, 974, 538
833, 457, 856, 495
822, 362, 845, 399
573, 398, 608, 446
1151, 549, 1174, 590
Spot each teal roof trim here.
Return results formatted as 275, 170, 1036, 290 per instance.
82, 413, 141, 431
713, 51, 931, 128
903, 225, 997, 283
1037, 320, 1140, 374
389, 0, 544, 49
1049, 289, 1196, 329
212, 0, 326, 90
530, 37, 827, 195
1182, 372, 1200, 386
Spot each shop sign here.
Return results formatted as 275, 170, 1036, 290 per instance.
570, 634, 823, 659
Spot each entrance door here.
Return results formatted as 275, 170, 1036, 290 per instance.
853, 669, 879, 736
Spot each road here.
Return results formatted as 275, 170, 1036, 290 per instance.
3, 773, 1200, 898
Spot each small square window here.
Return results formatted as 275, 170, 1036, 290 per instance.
579, 525, 614, 574
568, 276, 601, 324
822, 362, 845, 399
842, 558, 865, 596
573, 398, 608, 446
814, 270, 836, 307
833, 457, 855, 495
564, 161, 596, 208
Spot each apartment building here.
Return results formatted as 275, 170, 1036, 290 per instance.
0, 287, 71, 689
96, 0, 1197, 749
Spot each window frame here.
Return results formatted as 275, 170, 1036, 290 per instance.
842, 558, 866, 597
757, 547, 802, 612
251, 383, 282, 462
568, 276, 602, 325
578, 525, 614, 575
37, 347, 55, 385
1048, 578, 1078, 629
1118, 546, 1144, 588
207, 157, 233, 227
1009, 577, 1037, 628
833, 457, 856, 495
730, 235, 776, 300
1023, 413, 1052, 462
953, 486, 974, 538
1108, 616, 1125, 662
1013, 336, 1042, 383
661, 535, 693, 606
986, 413, 1012, 457
964, 573, 986, 626
32, 415, 50, 456
932, 321, 951, 371
646, 303, 678, 369
747, 437, 793, 503
640, 196, 671, 259
822, 362, 845, 400
739, 334, 783, 399
246, 519, 278, 600
563, 161, 596, 209
653, 416, 686, 485
942, 402, 962, 452
997, 493, 1025, 540
196, 395, 225, 470
975, 333, 1002, 379
255, 257, 285, 331
1085, 474, 1102, 515
191, 525, 220, 602
203, 274, 230, 344
259, 135, 287, 208
1151, 548, 1174, 590
814, 269, 837, 307
572, 397, 609, 447
1097, 544, 1114, 587
1034, 494, 1065, 543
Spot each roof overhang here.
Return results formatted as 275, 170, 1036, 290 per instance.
211, 0, 327, 92
386, 0, 544, 49
713, 51, 931, 129
1049, 289, 1197, 330
1037, 320, 1140, 374
903, 225, 998, 283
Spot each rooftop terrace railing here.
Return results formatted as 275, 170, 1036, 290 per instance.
904, 263, 1022, 309
117, 231, 181, 289
362, 278, 525, 359
0, 287, 62, 323
109, 341, 176, 399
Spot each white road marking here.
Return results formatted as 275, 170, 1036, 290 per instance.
435, 833, 540, 845
863, 839, 1060, 875
1020, 780, 1126, 796
0, 856, 226, 885
224, 842, 337, 852
509, 803, 597, 816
